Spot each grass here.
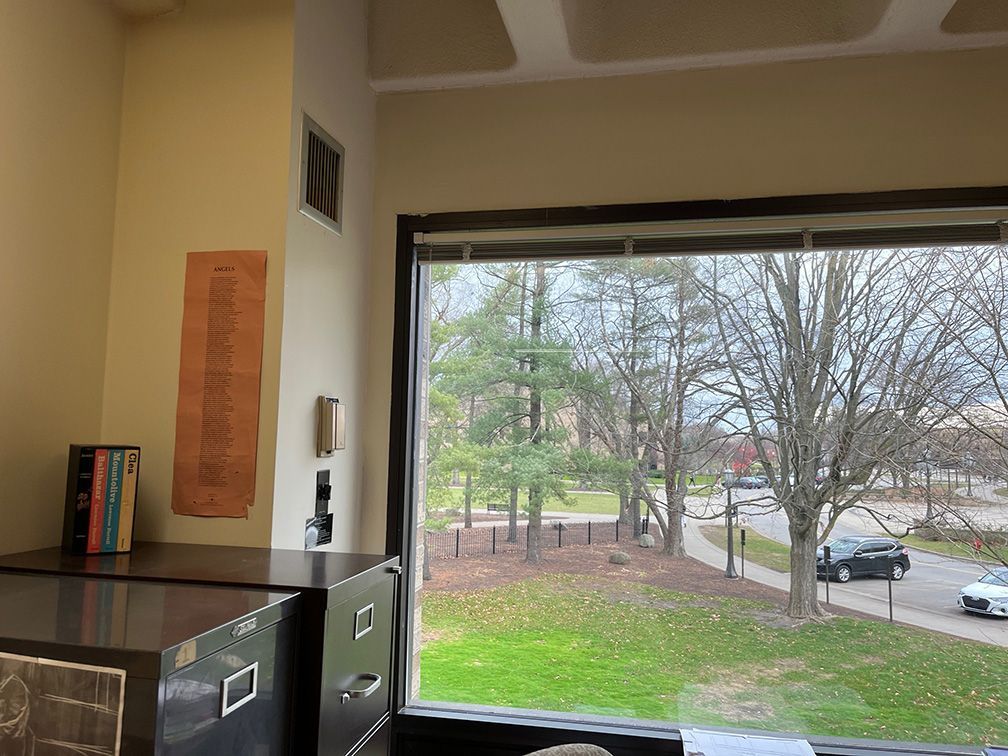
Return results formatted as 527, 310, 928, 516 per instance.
994, 487, 1008, 498
902, 534, 1008, 565
437, 482, 714, 517
419, 575, 1008, 746
700, 525, 793, 573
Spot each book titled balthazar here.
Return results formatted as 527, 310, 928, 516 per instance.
62, 444, 140, 554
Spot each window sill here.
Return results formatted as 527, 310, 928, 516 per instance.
393, 701, 986, 756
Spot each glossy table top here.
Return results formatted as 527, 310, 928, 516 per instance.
0, 572, 297, 677
0, 542, 397, 601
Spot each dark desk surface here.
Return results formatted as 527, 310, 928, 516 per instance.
0, 571, 297, 677
0, 542, 398, 605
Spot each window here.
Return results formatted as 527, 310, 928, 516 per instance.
389, 190, 1008, 754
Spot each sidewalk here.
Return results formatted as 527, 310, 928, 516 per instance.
682, 517, 1008, 647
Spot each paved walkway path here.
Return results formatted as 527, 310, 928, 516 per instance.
682, 515, 1008, 647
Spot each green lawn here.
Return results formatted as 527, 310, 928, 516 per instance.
420, 576, 1008, 746
700, 525, 792, 572
437, 484, 712, 517
902, 533, 1008, 564
994, 487, 1008, 498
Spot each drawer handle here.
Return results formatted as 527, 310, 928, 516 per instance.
340, 673, 381, 704
220, 662, 258, 718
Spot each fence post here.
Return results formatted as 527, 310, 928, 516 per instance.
455, 528, 460, 558
558, 523, 562, 548
492, 526, 496, 555
588, 521, 592, 545
616, 520, 620, 542
526, 524, 529, 551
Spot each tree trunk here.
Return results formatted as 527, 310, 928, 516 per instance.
526, 490, 543, 564
662, 467, 687, 556
509, 263, 528, 546
508, 486, 518, 542
463, 471, 473, 528
464, 393, 475, 528
526, 262, 546, 564
787, 519, 826, 618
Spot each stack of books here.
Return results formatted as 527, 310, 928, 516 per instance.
62, 445, 140, 554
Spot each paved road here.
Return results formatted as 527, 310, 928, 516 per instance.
714, 487, 1008, 641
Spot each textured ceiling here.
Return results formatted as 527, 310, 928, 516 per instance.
562, 0, 891, 62
369, 0, 516, 79
369, 0, 1008, 92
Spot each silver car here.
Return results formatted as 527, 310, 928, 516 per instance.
958, 566, 1008, 617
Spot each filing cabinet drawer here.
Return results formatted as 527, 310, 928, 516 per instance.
320, 575, 395, 756
161, 616, 295, 755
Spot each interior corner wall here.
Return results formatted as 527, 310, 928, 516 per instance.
271, 0, 376, 551
361, 46, 1008, 553
0, 0, 125, 555
100, 0, 294, 547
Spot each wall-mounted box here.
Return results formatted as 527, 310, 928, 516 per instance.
317, 396, 346, 457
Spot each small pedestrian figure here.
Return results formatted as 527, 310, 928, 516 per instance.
688, 472, 696, 486
974, 536, 983, 555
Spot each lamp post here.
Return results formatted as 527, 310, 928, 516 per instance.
923, 447, 934, 521
724, 468, 738, 578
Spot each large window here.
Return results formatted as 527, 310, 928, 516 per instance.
391, 196, 1008, 753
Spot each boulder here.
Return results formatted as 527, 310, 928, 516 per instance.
639, 533, 655, 548
609, 551, 631, 565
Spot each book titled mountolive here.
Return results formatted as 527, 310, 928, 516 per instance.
62, 444, 140, 555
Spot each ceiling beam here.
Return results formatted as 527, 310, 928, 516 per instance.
494, 0, 574, 72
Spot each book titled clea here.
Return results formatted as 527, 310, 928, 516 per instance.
62, 444, 141, 555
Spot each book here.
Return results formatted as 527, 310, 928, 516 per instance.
102, 449, 124, 552
63, 445, 141, 555
116, 450, 139, 552
87, 449, 108, 554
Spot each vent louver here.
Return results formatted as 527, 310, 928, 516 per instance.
299, 114, 344, 235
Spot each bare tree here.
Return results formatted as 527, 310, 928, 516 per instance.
702, 247, 972, 618
567, 258, 722, 556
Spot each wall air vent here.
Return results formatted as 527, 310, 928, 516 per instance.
299, 114, 345, 235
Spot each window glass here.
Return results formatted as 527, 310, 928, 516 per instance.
410, 246, 1008, 749
980, 569, 1008, 587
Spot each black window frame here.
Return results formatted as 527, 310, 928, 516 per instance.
385, 185, 1008, 756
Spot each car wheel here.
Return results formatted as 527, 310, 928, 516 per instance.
835, 564, 852, 583
890, 563, 905, 581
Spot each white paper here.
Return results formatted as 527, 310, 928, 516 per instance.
681, 728, 816, 756
0, 651, 126, 755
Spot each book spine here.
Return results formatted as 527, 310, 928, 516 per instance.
102, 449, 124, 552
116, 449, 139, 552
87, 449, 109, 554
68, 447, 96, 553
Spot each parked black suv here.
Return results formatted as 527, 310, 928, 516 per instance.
816, 535, 911, 583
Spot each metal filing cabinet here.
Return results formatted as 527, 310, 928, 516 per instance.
0, 572, 298, 754
0, 543, 399, 755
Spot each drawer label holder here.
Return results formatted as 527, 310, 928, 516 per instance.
230, 617, 258, 639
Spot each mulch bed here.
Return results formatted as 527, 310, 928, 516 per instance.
424, 543, 872, 620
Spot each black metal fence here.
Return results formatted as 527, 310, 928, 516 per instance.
424, 519, 633, 560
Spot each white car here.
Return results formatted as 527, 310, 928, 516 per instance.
958, 566, 1008, 617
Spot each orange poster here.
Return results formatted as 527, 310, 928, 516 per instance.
171, 250, 267, 518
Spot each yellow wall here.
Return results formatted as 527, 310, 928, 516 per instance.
101, 0, 294, 546
361, 47, 1008, 551
0, 0, 125, 555
272, 0, 376, 550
